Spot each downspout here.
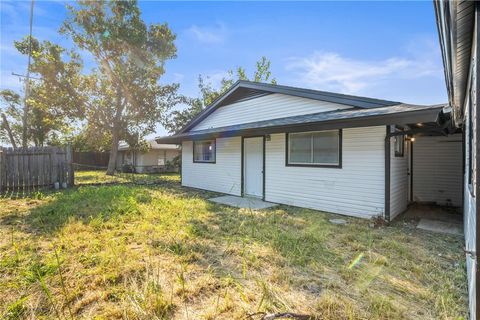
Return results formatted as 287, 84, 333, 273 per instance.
475, 6, 480, 319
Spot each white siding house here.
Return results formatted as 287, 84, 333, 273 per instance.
389, 135, 409, 220
182, 137, 242, 195
158, 81, 454, 222
265, 128, 385, 218
116, 140, 180, 173
192, 93, 350, 131
435, 2, 479, 317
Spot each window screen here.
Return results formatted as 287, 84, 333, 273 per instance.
288, 130, 340, 166
193, 140, 216, 163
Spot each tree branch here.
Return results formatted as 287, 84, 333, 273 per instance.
1, 113, 17, 149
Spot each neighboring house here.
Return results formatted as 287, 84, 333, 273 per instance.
157, 80, 460, 220
116, 140, 180, 173
435, 1, 479, 318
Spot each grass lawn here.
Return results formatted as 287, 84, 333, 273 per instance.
74, 170, 179, 185
0, 174, 467, 319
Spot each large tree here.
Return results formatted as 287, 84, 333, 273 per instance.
0, 36, 86, 148
164, 56, 276, 134
61, 0, 179, 175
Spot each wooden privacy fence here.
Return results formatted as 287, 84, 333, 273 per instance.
73, 151, 110, 170
0, 146, 74, 193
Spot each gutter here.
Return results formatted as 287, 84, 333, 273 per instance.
157, 106, 445, 144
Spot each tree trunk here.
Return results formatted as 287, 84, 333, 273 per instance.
1, 113, 17, 149
106, 127, 119, 175
106, 86, 124, 176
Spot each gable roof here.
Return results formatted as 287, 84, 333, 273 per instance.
177, 80, 402, 134
157, 103, 449, 144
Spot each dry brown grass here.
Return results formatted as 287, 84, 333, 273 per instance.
0, 175, 467, 319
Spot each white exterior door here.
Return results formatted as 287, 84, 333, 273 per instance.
244, 137, 264, 197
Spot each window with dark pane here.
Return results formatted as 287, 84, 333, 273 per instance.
193, 140, 216, 163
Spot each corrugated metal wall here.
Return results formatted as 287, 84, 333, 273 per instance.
412, 134, 463, 207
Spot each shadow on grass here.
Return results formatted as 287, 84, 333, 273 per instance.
0, 178, 468, 318
183, 200, 342, 269
0, 178, 219, 236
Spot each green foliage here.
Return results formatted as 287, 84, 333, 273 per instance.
0, 89, 22, 147
166, 155, 180, 172
0, 36, 86, 147
163, 56, 277, 133
14, 36, 87, 121
60, 0, 181, 172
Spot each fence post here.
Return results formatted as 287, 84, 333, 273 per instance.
50, 147, 58, 187
66, 145, 74, 187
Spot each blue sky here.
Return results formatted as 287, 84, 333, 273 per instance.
0, 1, 447, 137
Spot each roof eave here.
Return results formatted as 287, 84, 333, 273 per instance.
434, 0, 475, 125
156, 106, 444, 144
176, 80, 403, 134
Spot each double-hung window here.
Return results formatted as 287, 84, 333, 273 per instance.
287, 130, 341, 167
193, 140, 216, 163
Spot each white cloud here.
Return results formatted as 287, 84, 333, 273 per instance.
187, 23, 227, 44
286, 45, 443, 97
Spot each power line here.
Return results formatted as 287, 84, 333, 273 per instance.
11, 72, 42, 81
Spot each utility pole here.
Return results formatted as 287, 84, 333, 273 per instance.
21, 0, 35, 148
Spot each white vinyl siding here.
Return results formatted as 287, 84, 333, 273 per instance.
265, 126, 386, 218
182, 137, 241, 195
464, 65, 477, 317
390, 136, 409, 219
412, 134, 463, 207
192, 93, 352, 131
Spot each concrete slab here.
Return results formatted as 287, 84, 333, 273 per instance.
329, 218, 347, 225
402, 204, 462, 223
209, 195, 278, 210
417, 218, 463, 236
